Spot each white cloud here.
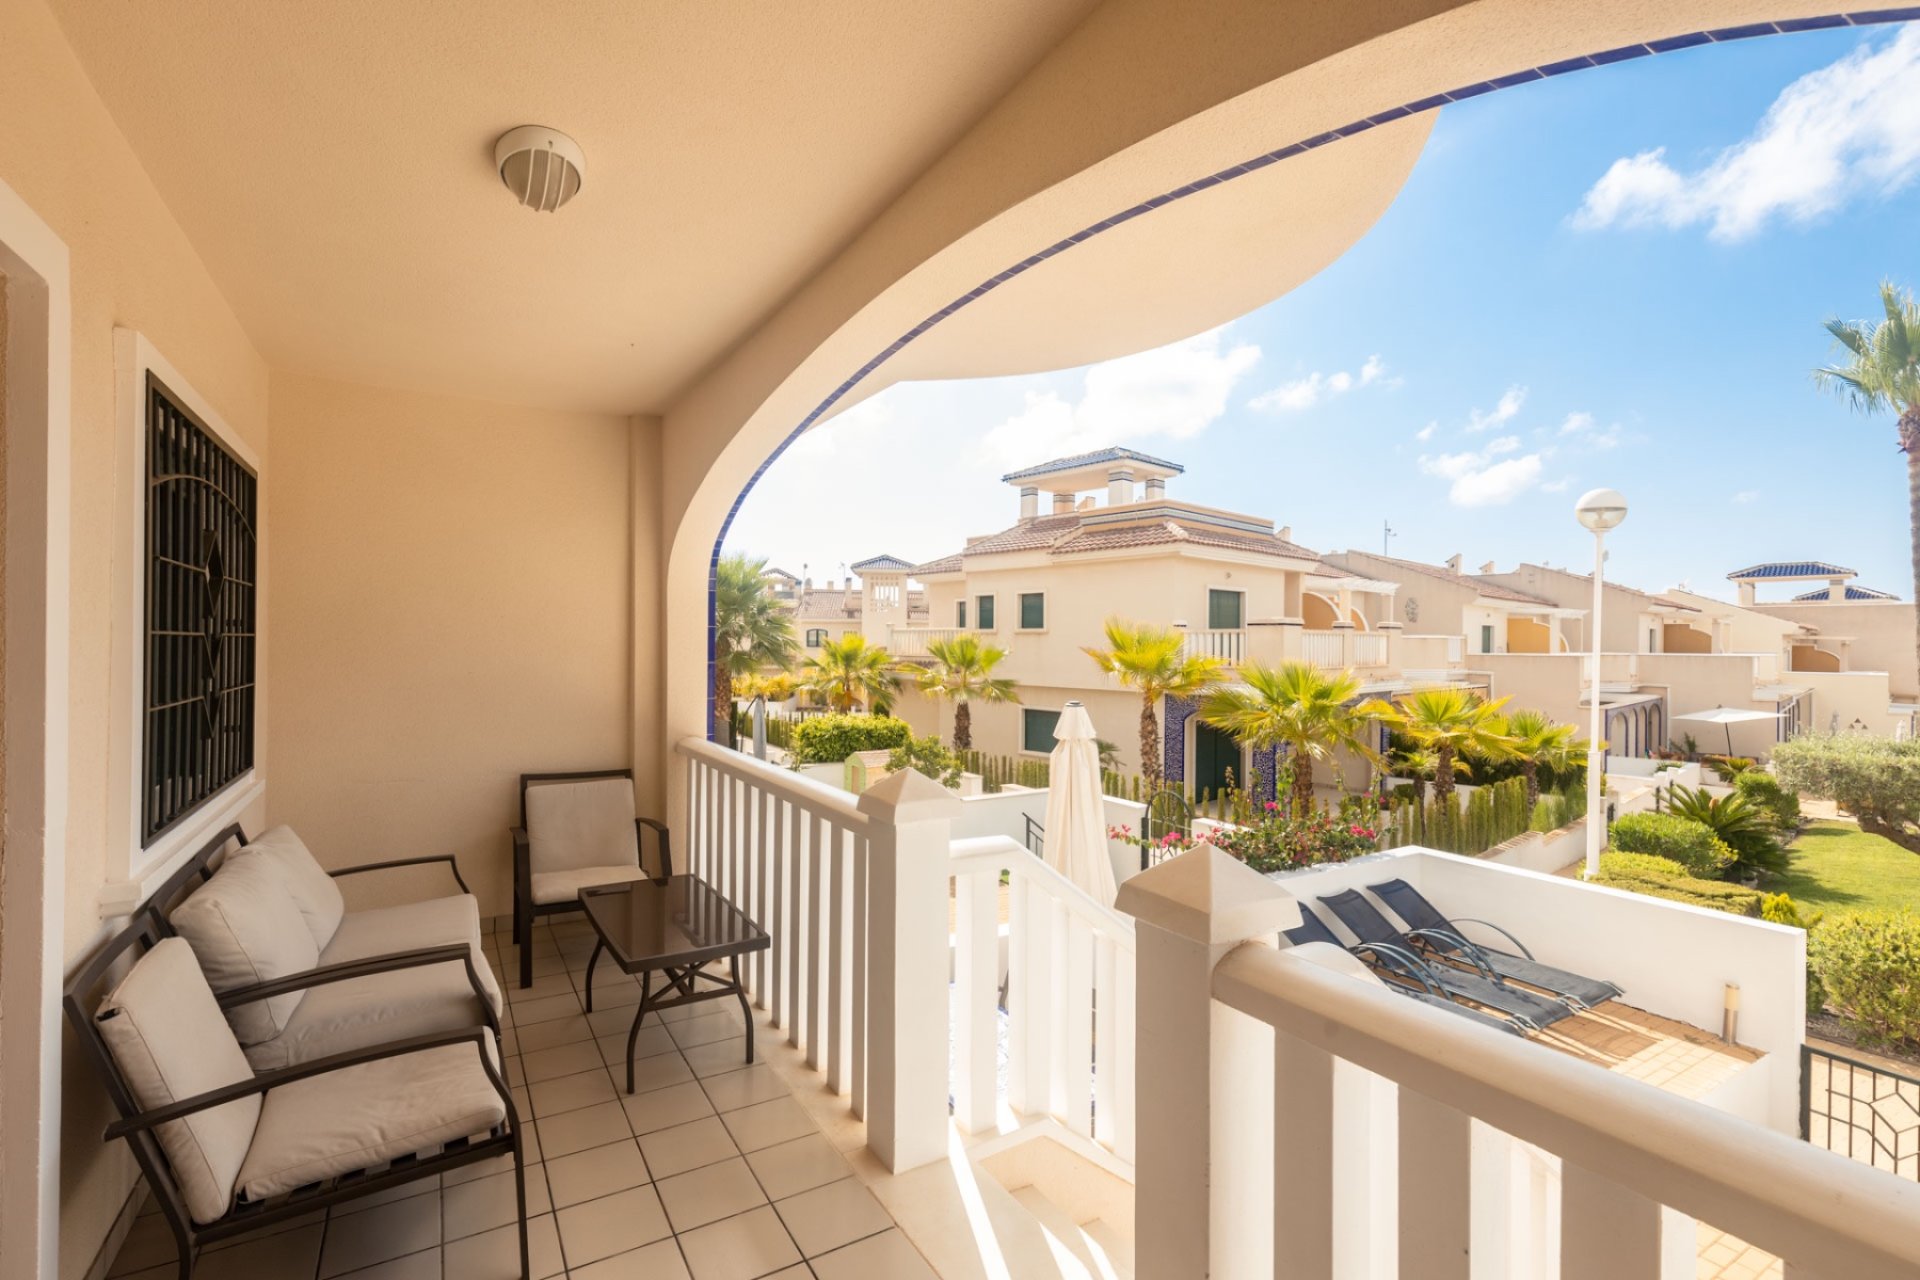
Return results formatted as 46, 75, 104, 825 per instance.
1248, 353, 1387, 413
1467, 385, 1527, 432
982, 326, 1260, 467
1733, 489, 1761, 504
1558, 411, 1595, 436
1420, 439, 1548, 507
1557, 410, 1622, 450
1414, 421, 1436, 442
1542, 477, 1573, 494
1571, 26, 1920, 241
787, 394, 895, 459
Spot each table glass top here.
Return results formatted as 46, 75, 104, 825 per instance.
579, 874, 768, 968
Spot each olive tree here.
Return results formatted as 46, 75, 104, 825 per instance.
1773, 735, 1920, 855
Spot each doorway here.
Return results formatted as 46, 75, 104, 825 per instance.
1193, 721, 1242, 797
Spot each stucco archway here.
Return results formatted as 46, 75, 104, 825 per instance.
656, 3, 1907, 821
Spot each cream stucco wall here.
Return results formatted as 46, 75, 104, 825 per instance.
1754, 599, 1918, 700
1, 1, 275, 1272
266, 373, 633, 919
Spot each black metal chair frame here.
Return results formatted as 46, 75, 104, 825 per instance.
512, 768, 672, 988
66, 917, 527, 1280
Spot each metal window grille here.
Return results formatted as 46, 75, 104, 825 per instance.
143, 374, 257, 845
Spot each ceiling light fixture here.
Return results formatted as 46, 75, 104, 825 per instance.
494, 126, 585, 213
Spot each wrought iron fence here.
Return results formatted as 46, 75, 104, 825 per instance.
1802, 1044, 1920, 1181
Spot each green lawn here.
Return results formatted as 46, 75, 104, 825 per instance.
1772, 820, 1920, 917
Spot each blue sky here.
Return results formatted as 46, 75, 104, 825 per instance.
725, 23, 1920, 603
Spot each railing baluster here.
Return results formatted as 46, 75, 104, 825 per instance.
954, 868, 998, 1133
1399, 1088, 1471, 1280
785, 810, 806, 1049
1062, 915, 1094, 1138
1114, 941, 1136, 1166
1093, 934, 1117, 1147
1273, 1027, 1334, 1277
1009, 873, 1051, 1117
753, 788, 772, 1006
805, 813, 827, 1070
1561, 1162, 1663, 1280
826, 826, 848, 1093
851, 831, 869, 1119
767, 797, 785, 1027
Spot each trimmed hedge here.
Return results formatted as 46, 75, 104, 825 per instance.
1809, 910, 1920, 1049
1593, 852, 1762, 916
1609, 812, 1735, 879
789, 714, 910, 765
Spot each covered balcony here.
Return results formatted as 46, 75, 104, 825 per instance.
10, 4, 1920, 1280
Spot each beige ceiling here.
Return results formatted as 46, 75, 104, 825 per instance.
48, 0, 1102, 414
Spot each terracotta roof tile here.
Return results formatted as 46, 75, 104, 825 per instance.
1342, 553, 1554, 605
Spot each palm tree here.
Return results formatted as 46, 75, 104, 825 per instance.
1359, 688, 1513, 801
713, 554, 798, 742
1083, 618, 1227, 794
1815, 281, 1920, 673
1502, 709, 1584, 814
1199, 661, 1381, 816
914, 635, 1018, 750
797, 633, 899, 714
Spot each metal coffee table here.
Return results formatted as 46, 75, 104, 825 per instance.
577, 876, 771, 1093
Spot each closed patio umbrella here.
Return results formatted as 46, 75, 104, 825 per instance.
1043, 701, 1118, 906
1670, 706, 1785, 757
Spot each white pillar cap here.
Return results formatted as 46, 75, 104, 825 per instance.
1115, 843, 1301, 943
857, 765, 963, 822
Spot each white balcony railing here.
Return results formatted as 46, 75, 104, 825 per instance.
949, 835, 1135, 1163
1181, 627, 1245, 664
1353, 632, 1388, 667
1120, 849, 1920, 1279
889, 625, 964, 658
1301, 629, 1345, 667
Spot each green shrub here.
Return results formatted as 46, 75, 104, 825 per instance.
1593, 852, 1762, 916
886, 735, 962, 789
1609, 812, 1736, 878
1734, 772, 1802, 834
1775, 735, 1920, 857
1664, 785, 1786, 880
789, 714, 910, 764
1809, 911, 1920, 1049
1760, 893, 1826, 1016
1704, 755, 1757, 782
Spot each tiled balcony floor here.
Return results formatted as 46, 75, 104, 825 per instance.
105, 915, 936, 1280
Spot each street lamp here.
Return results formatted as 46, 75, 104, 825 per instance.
1576, 488, 1627, 877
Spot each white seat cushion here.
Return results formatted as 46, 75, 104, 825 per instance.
243, 899, 502, 1071
324, 895, 502, 1013
169, 856, 320, 1045
238, 1041, 506, 1202
95, 939, 260, 1225
238, 826, 345, 950
525, 777, 639, 875
531, 864, 648, 905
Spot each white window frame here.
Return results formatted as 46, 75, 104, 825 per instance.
1016, 590, 1047, 633
101, 330, 267, 916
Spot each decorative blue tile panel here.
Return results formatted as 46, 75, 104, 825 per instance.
1163, 695, 1198, 788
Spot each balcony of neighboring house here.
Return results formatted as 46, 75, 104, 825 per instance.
1790, 637, 1852, 673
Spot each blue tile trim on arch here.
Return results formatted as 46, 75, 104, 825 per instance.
703, 11, 1918, 734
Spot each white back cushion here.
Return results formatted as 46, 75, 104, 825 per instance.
525, 777, 639, 874
239, 826, 345, 949
170, 855, 320, 1045
96, 938, 260, 1225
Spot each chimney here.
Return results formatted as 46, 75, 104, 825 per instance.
1278, 526, 1292, 542
1052, 492, 1074, 515
1479, 561, 1496, 574
1077, 496, 1096, 511
1445, 554, 1462, 574
1107, 468, 1136, 507
1144, 477, 1166, 500
1019, 486, 1039, 521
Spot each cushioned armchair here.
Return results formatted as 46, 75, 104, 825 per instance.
513, 769, 671, 987
67, 918, 527, 1280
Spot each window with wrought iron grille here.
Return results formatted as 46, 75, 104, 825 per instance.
143, 374, 258, 845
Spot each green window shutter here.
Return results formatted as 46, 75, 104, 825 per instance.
1208, 589, 1243, 630
956, 600, 967, 628
1023, 708, 1061, 753
1480, 624, 1494, 653
977, 596, 995, 630
1019, 593, 1045, 629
